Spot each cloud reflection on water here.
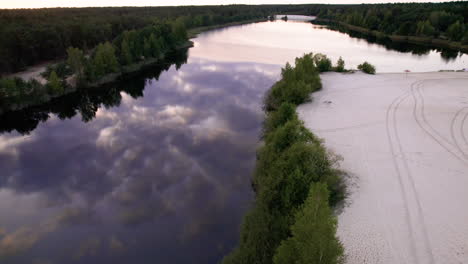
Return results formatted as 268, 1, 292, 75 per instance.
0, 58, 280, 263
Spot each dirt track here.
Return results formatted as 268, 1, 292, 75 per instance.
298, 72, 468, 264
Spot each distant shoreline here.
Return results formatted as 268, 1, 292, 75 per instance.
314, 18, 468, 54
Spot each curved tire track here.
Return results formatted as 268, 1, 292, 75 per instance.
411, 79, 468, 166
449, 107, 468, 159
385, 81, 435, 264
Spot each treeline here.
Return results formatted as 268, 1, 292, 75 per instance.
313, 2, 468, 43
223, 53, 345, 264
0, 22, 188, 113
0, 5, 313, 74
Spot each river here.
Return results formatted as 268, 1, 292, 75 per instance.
0, 19, 466, 264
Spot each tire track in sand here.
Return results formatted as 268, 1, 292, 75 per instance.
386, 85, 420, 264
450, 107, 468, 159
412, 79, 468, 166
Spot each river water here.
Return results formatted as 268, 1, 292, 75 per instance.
0, 19, 466, 264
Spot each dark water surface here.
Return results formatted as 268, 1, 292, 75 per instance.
0, 20, 467, 264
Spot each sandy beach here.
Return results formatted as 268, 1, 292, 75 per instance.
298, 72, 468, 264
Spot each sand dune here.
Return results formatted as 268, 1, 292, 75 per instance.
298, 72, 468, 264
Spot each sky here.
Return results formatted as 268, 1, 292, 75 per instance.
0, 0, 456, 9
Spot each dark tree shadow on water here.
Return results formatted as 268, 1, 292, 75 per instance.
0, 49, 189, 135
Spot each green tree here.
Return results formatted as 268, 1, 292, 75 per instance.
358, 62, 376, 74
335, 57, 345, 72
93, 42, 119, 78
148, 33, 160, 58
66, 47, 85, 82
447, 21, 465, 41
143, 37, 151, 58
0, 78, 18, 98
47, 70, 63, 95
313, 54, 332, 72
120, 38, 133, 65
273, 183, 344, 264
263, 102, 298, 136
172, 18, 188, 43
416, 20, 435, 37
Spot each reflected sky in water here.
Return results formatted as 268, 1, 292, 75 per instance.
0, 57, 280, 263
191, 20, 467, 72
1, 19, 467, 264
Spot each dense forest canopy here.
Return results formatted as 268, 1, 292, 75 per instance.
0, 2, 466, 75
0, 5, 312, 74
315, 1, 468, 42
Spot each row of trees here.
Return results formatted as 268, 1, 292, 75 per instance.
0, 49, 189, 134
0, 71, 65, 109
0, 21, 188, 112
0, 4, 314, 74
223, 54, 345, 264
313, 2, 468, 43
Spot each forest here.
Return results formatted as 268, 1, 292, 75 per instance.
0, 4, 312, 75
313, 1, 468, 43
1, 2, 466, 76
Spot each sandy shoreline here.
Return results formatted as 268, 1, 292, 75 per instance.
298, 71, 468, 264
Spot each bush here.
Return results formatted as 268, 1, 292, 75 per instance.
335, 57, 345, 72
263, 102, 298, 137
273, 183, 344, 264
264, 54, 321, 111
224, 54, 345, 264
313, 53, 332, 72
357, 61, 376, 74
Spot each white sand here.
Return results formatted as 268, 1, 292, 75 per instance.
298, 72, 468, 264
10, 63, 49, 84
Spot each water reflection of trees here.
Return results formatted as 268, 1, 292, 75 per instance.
314, 22, 462, 60
0, 50, 188, 135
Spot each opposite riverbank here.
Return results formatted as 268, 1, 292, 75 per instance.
314, 18, 468, 54
0, 18, 268, 115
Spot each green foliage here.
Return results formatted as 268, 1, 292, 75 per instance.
224, 54, 344, 264
416, 20, 436, 37
319, 2, 468, 43
313, 53, 332, 73
273, 183, 344, 264
47, 70, 63, 95
148, 33, 161, 58
0, 78, 19, 98
172, 18, 188, 43
120, 37, 133, 65
263, 102, 298, 136
357, 61, 376, 74
42, 62, 72, 79
92, 42, 119, 78
66, 47, 85, 81
447, 21, 466, 41
1, 5, 307, 74
335, 57, 345, 72
264, 54, 321, 111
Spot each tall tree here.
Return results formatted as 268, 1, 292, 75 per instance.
66, 47, 85, 82
93, 42, 119, 78
47, 70, 63, 95
120, 37, 133, 65
273, 183, 344, 264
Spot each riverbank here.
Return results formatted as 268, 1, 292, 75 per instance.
314, 18, 468, 54
298, 71, 468, 264
223, 54, 345, 264
0, 42, 193, 115
86, 41, 193, 88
